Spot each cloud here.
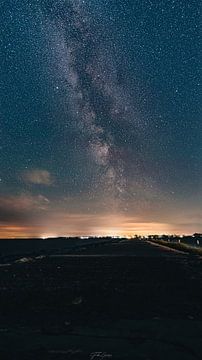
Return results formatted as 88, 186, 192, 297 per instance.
22, 169, 53, 185
0, 194, 201, 238
0, 194, 50, 224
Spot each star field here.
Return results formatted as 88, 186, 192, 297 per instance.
0, 0, 201, 237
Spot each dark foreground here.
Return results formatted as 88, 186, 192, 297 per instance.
0, 239, 202, 359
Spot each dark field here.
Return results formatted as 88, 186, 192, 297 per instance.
0, 239, 202, 359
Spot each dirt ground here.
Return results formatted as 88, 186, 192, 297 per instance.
0, 239, 202, 359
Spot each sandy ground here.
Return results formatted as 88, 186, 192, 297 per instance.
0, 239, 202, 359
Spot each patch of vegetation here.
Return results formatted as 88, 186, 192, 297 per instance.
148, 239, 202, 256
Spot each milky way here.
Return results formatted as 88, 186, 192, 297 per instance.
0, 0, 201, 237
41, 0, 135, 203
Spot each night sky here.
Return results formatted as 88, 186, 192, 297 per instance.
0, 0, 201, 238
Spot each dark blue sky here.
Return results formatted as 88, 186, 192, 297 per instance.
0, 0, 201, 237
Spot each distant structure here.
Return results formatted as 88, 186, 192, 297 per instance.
193, 233, 202, 238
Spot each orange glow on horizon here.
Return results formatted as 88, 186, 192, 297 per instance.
0, 216, 194, 239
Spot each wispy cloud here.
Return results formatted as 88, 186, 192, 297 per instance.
22, 169, 54, 185
0, 193, 50, 225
